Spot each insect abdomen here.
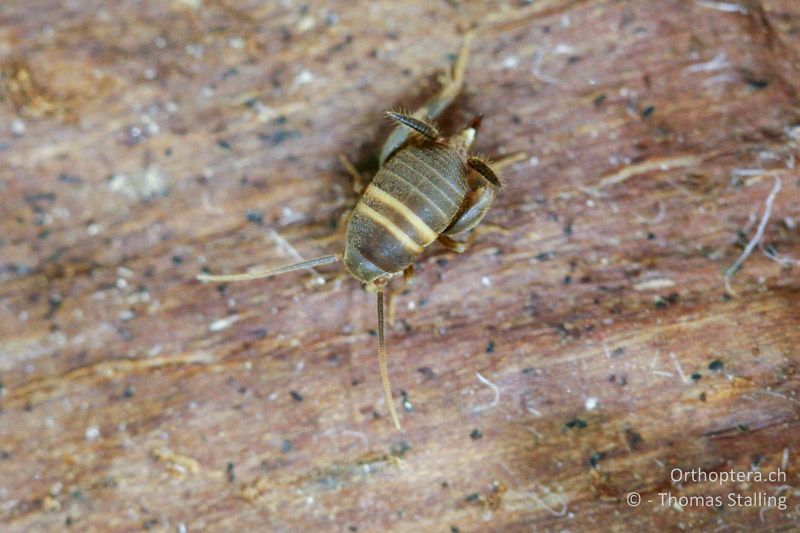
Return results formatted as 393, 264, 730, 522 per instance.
343, 143, 468, 281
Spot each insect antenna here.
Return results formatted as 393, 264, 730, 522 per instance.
197, 254, 340, 283
376, 289, 402, 430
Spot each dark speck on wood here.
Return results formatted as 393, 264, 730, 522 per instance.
259, 130, 301, 146
745, 77, 769, 89
624, 428, 643, 449
566, 418, 588, 429
417, 366, 436, 379
245, 210, 264, 225
390, 440, 411, 457
589, 451, 605, 468
401, 390, 413, 412
58, 173, 82, 184
593, 93, 606, 107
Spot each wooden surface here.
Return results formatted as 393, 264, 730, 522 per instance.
2, 1, 799, 531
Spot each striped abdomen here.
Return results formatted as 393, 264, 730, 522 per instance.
344, 143, 468, 282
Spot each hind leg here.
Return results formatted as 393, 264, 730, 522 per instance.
386, 265, 415, 326
379, 32, 474, 165
441, 151, 527, 238
339, 154, 373, 196
439, 153, 514, 251
443, 185, 495, 238
438, 185, 493, 253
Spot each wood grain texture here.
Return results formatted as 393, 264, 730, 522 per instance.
1, 0, 799, 531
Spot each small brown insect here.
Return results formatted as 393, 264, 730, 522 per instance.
198, 33, 520, 429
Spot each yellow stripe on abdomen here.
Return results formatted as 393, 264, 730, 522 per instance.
365, 186, 438, 244
355, 202, 424, 254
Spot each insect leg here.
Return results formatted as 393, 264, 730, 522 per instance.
425, 30, 474, 120
379, 31, 474, 165
441, 151, 526, 245
197, 254, 340, 282
386, 264, 415, 327
490, 151, 528, 171
442, 186, 495, 236
437, 233, 479, 254
338, 154, 371, 195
